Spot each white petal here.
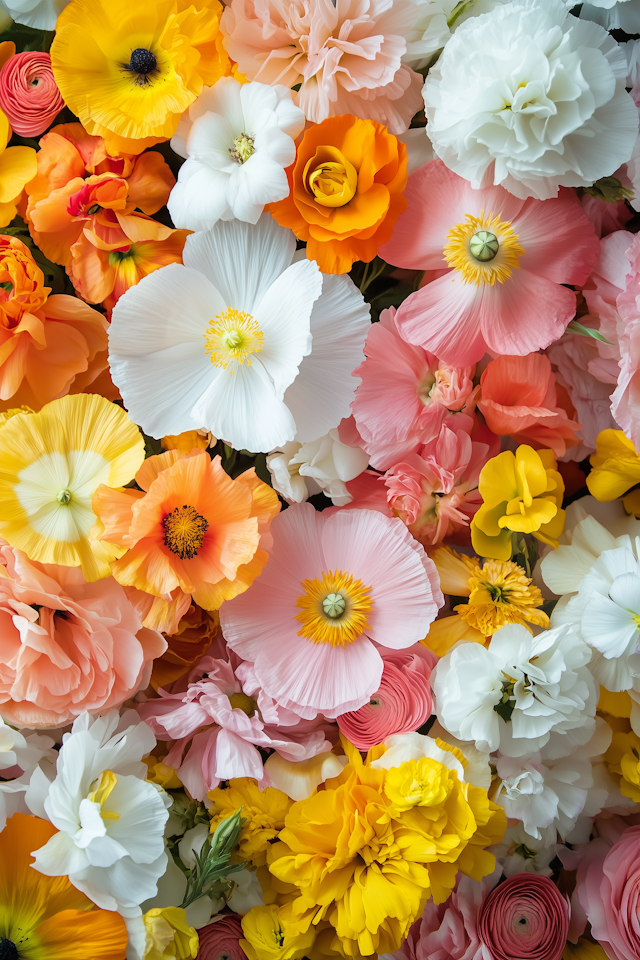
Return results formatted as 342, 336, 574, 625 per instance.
32, 830, 89, 877
582, 592, 639, 659
609, 571, 640, 614
187, 112, 239, 168
169, 162, 232, 228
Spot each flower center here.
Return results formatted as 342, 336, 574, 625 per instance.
295, 569, 373, 646
443, 211, 524, 285
56, 489, 72, 504
0, 940, 18, 960
304, 146, 358, 208
129, 48, 157, 75
229, 133, 255, 164
88, 770, 120, 821
204, 308, 264, 371
228, 691, 257, 717
163, 505, 209, 559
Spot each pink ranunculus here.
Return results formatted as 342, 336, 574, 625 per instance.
0, 51, 64, 137
379, 160, 600, 366
138, 652, 332, 801
383, 416, 495, 546
352, 306, 479, 470
477, 874, 570, 960
220, 0, 424, 135
0, 541, 166, 728
336, 646, 435, 749
196, 915, 247, 960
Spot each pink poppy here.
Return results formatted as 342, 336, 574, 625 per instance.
220, 0, 423, 134
138, 653, 331, 801
219, 503, 443, 720
352, 306, 478, 470
379, 160, 600, 365
383, 416, 496, 546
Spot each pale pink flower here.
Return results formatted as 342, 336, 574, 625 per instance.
219, 503, 443, 720
383, 417, 495, 546
611, 233, 640, 450
352, 306, 478, 470
379, 160, 600, 365
580, 194, 632, 239
138, 653, 330, 801
0, 541, 165, 728
220, 0, 424, 134
582, 230, 633, 385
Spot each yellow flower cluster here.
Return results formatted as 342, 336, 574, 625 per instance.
208, 778, 293, 869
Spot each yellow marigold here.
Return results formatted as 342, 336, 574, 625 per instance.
587, 429, 640, 515
267, 750, 506, 957
471, 445, 565, 561
604, 730, 640, 802
241, 906, 315, 960
208, 778, 293, 869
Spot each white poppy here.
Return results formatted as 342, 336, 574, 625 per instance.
108, 215, 371, 453
0, 0, 68, 28
169, 77, 305, 230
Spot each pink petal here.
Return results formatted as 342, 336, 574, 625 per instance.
514, 190, 600, 285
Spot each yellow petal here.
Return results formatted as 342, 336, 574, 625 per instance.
421, 614, 486, 657
0, 146, 38, 203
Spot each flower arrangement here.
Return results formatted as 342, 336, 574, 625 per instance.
1, 2, 640, 959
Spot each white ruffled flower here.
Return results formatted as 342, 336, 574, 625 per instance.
0, 718, 56, 831
491, 822, 559, 877
372, 726, 492, 790
26, 712, 171, 919
169, 77, 305, 231
267, 427, 369, 506
432, 623, 597, 756
423, 0, 639, 200
0, 0, 67, 29
580, 0, 640, 32
401, 0, 506, 70
109, 215, 370, 454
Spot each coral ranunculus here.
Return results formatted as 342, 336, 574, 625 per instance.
196, 916, 247, 960
0, 235, 111, 411
0, 51, 64, 137
477, 873, 569, 960
269, 114, 407, 274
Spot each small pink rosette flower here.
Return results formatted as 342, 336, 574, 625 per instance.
0, 51, 64, 137
196, 915, 247, 960
477, 874, 570, 960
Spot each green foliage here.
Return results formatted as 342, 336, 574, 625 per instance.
0, 20, 53, 52
178, 809, 247, 910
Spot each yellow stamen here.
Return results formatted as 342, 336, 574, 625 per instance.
163, 504, 209, 559
443, 210, 524, 285
204, 308, 264, 371
228, 691, 257, 717
295, 569, 373, 646
88, 770, 120, 821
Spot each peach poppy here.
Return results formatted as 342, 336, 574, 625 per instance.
92, 448, 280, 615
268, 114, 407, 274
477, 353, 581, 459
0, 235, 110, 411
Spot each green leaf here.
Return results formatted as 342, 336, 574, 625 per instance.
567, 320, 615, 345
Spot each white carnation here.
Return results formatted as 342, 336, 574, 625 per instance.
580, 0, 640, 33
401, 0, 507, 70
267, 429, 369, 507
423, 0, 639, 200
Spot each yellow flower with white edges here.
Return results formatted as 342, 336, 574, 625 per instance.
587, 429, 640, 515
471, 445, 565, 561
0, 394, 144, 580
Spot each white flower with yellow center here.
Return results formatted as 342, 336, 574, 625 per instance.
108, 215, 371, 453
0, 394, 144, 580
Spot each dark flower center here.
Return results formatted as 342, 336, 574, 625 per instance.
129, 48, 157, 75
163, 505, 209, 559
0, 940, 18, 960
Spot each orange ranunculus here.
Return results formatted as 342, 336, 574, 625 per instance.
268, 114, 407, 274
0, 812, 128, 960
25, 122, 175, 266
151, 602, 220, 690
0, 235, 111, 411
92, 448, 280, 613
477, 353, 581, 459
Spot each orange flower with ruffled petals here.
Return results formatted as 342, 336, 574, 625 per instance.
0, 235, 111, 411
269, 114, 407, 274
92, 448, 280, 616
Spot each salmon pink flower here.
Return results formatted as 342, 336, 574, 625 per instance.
477, 873, 569, 960
220, 502, 443, 719
0, 51, 64, 137
379, 160, 600, 365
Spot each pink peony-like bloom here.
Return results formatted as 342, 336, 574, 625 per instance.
139, 653, 331, 801
0, 540, 165, 728
352, 306, 478, 470
580, 194, 632, 239
196, 915, 247, 960
477, 874, 570, 960
336, 645, 435, 749
220, 0, 424, 134
478, 353, 581, 459
220, 503, 443, 720
0, 51, 64, 137
383, 416, 496, 546
379, 160, 600, 365
582, 230, 632, 385
611, 234, 640, 451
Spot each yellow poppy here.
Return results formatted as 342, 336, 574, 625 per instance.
51, 0, 231, 153
0, 812, 127, 960
0, 394, 144, 580
587, 428, 640, 514
0, 108, 37, 228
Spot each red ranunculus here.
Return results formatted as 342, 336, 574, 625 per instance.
477, 874, 569, 960
0, 51, 64, 137
197, 915, 247, 960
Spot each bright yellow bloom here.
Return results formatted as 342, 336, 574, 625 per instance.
267, 750, 506, 957
51, 0, 231, 153
296, 569, 373, 646
142, 908, 198, 960
563, 939, 609, 960
471, 445, 565, 561
0, 108, 37, 227
0, 394, 144, 580
587, 429, 640, 514
241, 906, 316, 960
604, 730, 640, 802
598, 687, 633, 719
208, 778, 293, 868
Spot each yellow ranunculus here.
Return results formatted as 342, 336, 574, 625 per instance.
471, 445, 565, 561
587, 429, 640, 514
0, 109, 37, 228
208, 778, 293, 869
51, 0, 231, 153
241, 906, 316, 960
143, 907, 199, 960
